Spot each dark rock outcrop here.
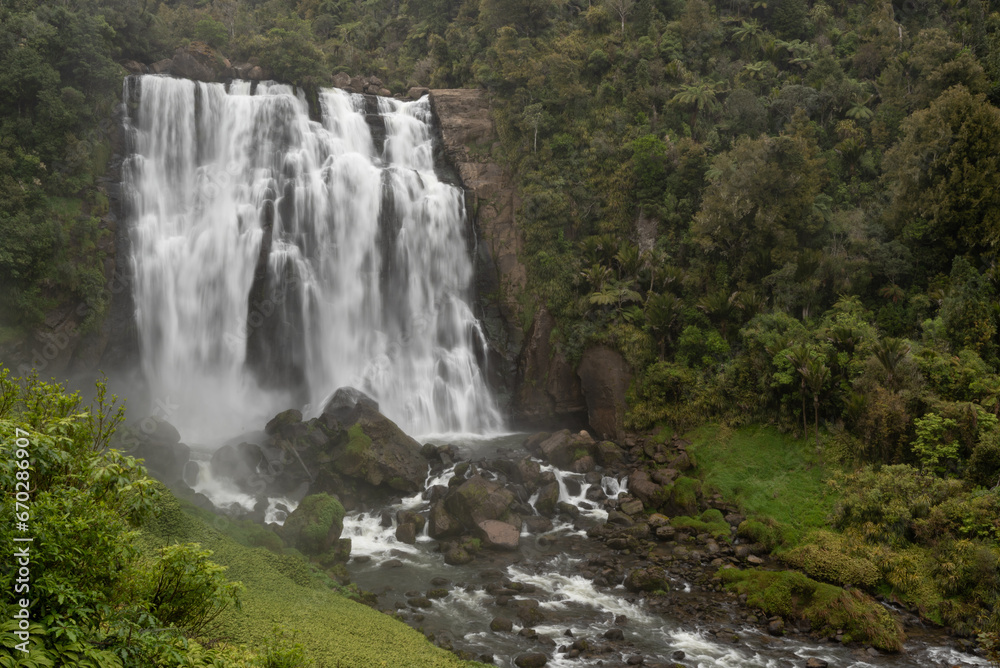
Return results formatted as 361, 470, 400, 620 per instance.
577, 346, 631, 441
624, 566, 670, 593
444, 475, 517, 530
170, 41, 231, 82
512, 307, 587, 430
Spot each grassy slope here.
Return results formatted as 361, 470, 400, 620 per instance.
140, 489, 483, 668
685, 424, 837, 548
682, 425, 907, 649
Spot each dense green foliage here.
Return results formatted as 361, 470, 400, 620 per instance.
0, 372, 247, 666
0, 373, 484, 667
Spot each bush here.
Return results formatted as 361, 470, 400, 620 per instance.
719, 568, 904, 651
0, 372, 247, 665
968, 427, 1000, 488
781, 530, 880, 587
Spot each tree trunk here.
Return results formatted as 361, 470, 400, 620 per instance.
801, 380, 807, 435
813, 394, 820, 448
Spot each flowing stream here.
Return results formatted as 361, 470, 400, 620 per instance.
340, 436, 989, 668
122, 74, 502, 442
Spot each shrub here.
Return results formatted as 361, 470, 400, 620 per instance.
719, 568, 904, 651
781, 530, 880, 587
968, 427, 1000, 488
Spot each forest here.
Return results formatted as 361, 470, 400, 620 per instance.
1, 0, 1000, 663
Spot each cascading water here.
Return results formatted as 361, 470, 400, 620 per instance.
122, 75, 503, 441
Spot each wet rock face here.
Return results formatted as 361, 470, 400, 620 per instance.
513, 307, 588, 430
239, 387, 428, 507
116, 416, 190, 486
577, 346, 631, 442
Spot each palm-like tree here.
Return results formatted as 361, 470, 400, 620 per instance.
785, 343, 812, 434
646, 292, 683, 357
846, 95, 875, 121
580, 264, 614, 293
873, 337, 911, 391
698, 289, 741, 339
732, 19, 765, 56
799, 358, 830, 447
613, 244, 643, 280
672, 82, 723, 136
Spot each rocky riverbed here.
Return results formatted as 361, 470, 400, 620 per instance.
119, 387, 992, 668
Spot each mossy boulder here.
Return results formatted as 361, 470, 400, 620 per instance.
671, 508, 732, 542
281, 493, 345, 556
663, 476, 701, 516
595, 440, 626, 469
534, 481, 560, 517
719, 568, 904, 651
781, 530, 880, 588
737, 518, 786, 551
624, 566, 670, 593
428, 500, 462, 539
319, 389, 427, 495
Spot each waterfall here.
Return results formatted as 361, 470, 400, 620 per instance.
122, 75, 503, 441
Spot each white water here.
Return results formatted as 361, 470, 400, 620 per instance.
123, 75, 503, 442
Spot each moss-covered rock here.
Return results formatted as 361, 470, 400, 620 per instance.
281, 493, 345, 556
719, 568, 904, 651
781, 530, 880, 588
737, 518, 786, 551
664, 476, 701, 516
671, 508, 732, 542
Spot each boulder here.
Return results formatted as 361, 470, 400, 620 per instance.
523, 516, 553, 533
210, 442, 265, 492
408, 86, 430, 99
444, 475, 516, 530
133, 440, 191, 485
150, 58, 173, 74
569, 455, 596, 474
490, 616, 513, 632
395, 509, 425, 544
122, 60, 148, 74
170, 41, 230, 82
321, 386, 380, 424
332, 72, 351, 89
620, 499, 644, 515
444, 546, 474, 565
395, 523, 417, 544
804, 659, 829, 668
515, 457, 542, 492
323, 394, 427, 494
514, 653, 547, 668
534, 481, 560, 517
538, 429, 595, 470
595, 441, 626, 469
627, 470, 667, 508
428, 501, 462, 539
265, 408, 303, 435
476, 519, 520, 551
577, 346, 631, 441
281, 493, 345, 556
624, 567, 670, 593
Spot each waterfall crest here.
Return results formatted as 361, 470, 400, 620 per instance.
123, 75, 503, 440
